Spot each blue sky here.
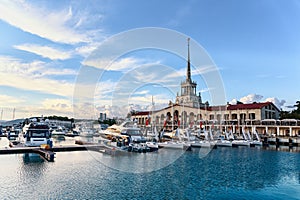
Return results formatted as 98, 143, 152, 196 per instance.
0, 0, 299, 120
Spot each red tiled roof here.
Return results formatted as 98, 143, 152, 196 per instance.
227, 102, 278, 110
132, 111, 150, 116
209, 102, 279, 111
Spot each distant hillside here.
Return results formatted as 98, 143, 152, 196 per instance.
0, 118, 24, 126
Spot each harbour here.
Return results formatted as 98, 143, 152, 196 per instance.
1, 1, 300, 199
0, 144, 299, 200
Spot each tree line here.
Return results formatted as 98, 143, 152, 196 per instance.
280, 101, 300, 119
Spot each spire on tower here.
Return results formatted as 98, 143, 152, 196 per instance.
186, 38, 191, 82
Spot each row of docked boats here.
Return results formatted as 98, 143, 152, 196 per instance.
148, 126, 263, 149
3, 117, 299, 153
97, 121, 159, 153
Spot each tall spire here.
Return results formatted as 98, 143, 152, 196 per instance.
186, 38, 191, 82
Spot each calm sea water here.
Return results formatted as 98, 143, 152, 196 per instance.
0, 138, 299, 200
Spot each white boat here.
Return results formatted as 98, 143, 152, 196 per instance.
19, 122, 52, 147
51, 126, 66, 136
250, 130, 262, 146
292, 138, 300, 146
158, 141, 191, 149
80, 128, 95, 137
216, 139, 232, 147
7, 130, 20, 140
250, 141, 263, 146
189, 140, 211, 148
232, 140, 250, 147
278, 138, 289, 144
232, 127, 250, 147
146, 141, 159, 152
267, 137, 277, 144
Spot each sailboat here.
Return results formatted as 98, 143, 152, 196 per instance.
189, 128, 212, 148
216, 130, 232, 147
158, 129, 191, 150
250, 129, 262, 146
232, 127, 250, 147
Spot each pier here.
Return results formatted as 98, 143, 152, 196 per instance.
0, 141, 125, 162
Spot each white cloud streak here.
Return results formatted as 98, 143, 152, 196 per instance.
0, 56, 76, 97
230, 93, 286, 109
0, 0, 89, 44
14, 44, 73, 60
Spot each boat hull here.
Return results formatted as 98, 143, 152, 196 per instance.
232, 140, 250, 147
190, 141, 211, 148
216, 141, 232, 147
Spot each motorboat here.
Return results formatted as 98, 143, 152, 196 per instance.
158, 141, 191, 150
80, 128, 95, 137
216, 139, 232, 147
51, 126, 66, 136
103, 126, 158, 153
189, 140, 211, 148
292, 138, 300, 146
19, 122, 52, 147
146, 141, 159, 152
232, 140, 250, 147
267, 137, 277, 145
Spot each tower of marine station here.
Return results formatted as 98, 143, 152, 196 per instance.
175, 38, 205, 108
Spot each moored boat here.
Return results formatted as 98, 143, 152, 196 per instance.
19, 122, 52, 147
291, 138, 300, 146
216, 139, 232, 147
267, 137, 277, 145
190, 140, 211, 148
232, 140, 250, 147
278, 137, 289, 145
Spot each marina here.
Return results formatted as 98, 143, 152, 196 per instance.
0, 1, 300, 199
0, 144, 299, 200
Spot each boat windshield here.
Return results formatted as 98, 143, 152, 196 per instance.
126, 130, 141, 136
28, 130, 50, 138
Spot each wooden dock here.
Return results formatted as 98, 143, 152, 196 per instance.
0, 141, 126, 162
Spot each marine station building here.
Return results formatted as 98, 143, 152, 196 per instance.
131, 40, 300, 136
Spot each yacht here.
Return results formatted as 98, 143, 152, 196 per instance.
19, 122, 52, 147
250, 130, 263, 146
190, 130, 214, 148
232, 128, 250, 147
215, 130, 232, 147
51, 126, 66, 137
158, 141, 191, 150
216, 136, 232, 147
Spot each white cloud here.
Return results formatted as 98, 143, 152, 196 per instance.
265, 97, 286, 110
14, 44, 73, 60
0, 56, 75, 97
0, 95, 25, 106
230, 93, 286, 109
75, 43, 100, 57
0, 56, 77, 77
229, 98, 238, 105
83, 56, 160, 73
240, 94, 263, 104
0, 1, 90, 44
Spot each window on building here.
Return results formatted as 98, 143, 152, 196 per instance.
231, 114, 237, 120
224, 114, 229, 120
249, 113, 255, 120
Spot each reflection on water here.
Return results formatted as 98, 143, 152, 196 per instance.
0, 137, 10, 148
0, 148, 299, 199
0, 135, 300, 199
23, 153, 44, 163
